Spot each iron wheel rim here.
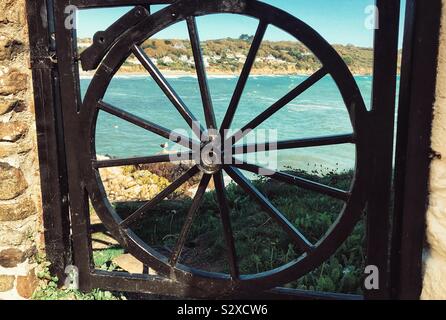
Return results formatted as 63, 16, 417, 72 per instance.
80, 0, 371, 295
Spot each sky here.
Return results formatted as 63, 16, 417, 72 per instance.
76, 0, 406, 48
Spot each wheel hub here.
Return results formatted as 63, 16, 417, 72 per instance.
198, 135, 222, 174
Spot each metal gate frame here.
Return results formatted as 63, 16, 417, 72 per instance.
391, 0, 442, 300
26, 0, 440, 300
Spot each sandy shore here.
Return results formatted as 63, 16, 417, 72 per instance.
79, 67, 373, 78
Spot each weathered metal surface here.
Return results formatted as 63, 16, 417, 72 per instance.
26, 0, 71, 283
80, 0, 371, 295
365, 0, 401, 300
391, 0, 442, 300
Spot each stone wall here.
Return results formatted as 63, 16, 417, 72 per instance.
0, 0, 42, 299
422, 0, 446, 300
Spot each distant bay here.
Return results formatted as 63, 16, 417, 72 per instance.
80, 74, 388, 174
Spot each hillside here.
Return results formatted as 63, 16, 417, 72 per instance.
79, 37, 399, 75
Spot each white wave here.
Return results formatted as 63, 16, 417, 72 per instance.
286, 103, 343, 112
163, 74, 197, 79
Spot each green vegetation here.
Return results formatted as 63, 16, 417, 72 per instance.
80, 36, 397, 75
31, 254, 124, 300
93, 247, 124, 271
32, 169, 364, 299
115, 169, 365, 294
139, 38, 377, 75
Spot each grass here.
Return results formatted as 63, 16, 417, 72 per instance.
93, 247, 124, 271
33, 169, 365, 299
115, 168, 365, 294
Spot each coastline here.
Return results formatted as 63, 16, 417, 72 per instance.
79, 68, 374, 78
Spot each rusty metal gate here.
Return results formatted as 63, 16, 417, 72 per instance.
26, 0, 442, 300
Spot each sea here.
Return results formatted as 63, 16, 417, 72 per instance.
80, 74, 388, 174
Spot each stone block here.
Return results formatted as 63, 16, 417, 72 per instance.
422, 253, 446, 300
0, 0, 25, 25
0, 99, 26, 115
0, 121, 28, 142
0, 37, 24, 61
0, 99, 15, 115
0, 196, 36, 221
0, 228, 27, 247
16, 270, 38, 299
0, 69, 28, 96
0, 275, 15, 292
0, 162, 28, 200
0, 141, 32, 158
0, 248, 25, 268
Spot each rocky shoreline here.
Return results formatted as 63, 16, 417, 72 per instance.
97, 155, 207, 203
80, 68, 374, 78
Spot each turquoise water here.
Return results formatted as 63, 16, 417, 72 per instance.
80, 74, 375, 173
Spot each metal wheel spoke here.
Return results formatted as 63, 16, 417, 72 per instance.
131, 44, 205, 137
93, 152, 194, 168
225, 166, 314, 252
187, 16, 217, 130
169, 174, 212, 266
213, 172, 239, 279
232, 134, 355, 155
98, 100, 200, 150
120, 166, 200, 228
220, 21, 268, 135
226, 67, 328, 145
232, 160, 350, 202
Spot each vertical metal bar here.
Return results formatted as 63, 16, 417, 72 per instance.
366, 0, 400, 300
26, 0, 71, 283
391, 0, 442, 300
52, 0, 94, 291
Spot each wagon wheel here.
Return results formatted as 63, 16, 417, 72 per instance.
80, 0, 371, 296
